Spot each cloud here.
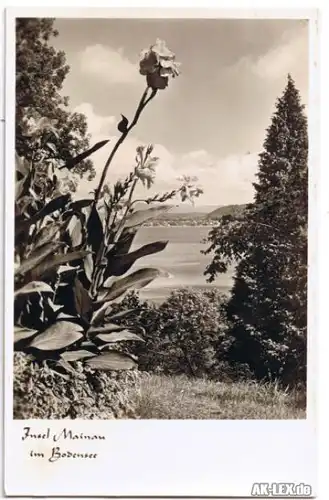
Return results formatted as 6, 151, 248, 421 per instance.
72, 101, 259, 205
173, 150, 259, 205
225, 26, 308, 83
73, 103, 116, 137
214, 25, 308, 157
252, 28, 308, 87
70, 102, 174, 198
180, 150, 215, 170
79, 44, 140, 85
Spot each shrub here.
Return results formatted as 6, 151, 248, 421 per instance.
116, 289, 229, 378
156, 288, 227, 377
14, 352, 141, 419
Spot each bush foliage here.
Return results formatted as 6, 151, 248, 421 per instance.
14, 352, 141, 419
110, 289, 253, 381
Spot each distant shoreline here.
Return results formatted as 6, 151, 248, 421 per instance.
141, 284, 233, 305
143, 223, 216, 228
143, 204, 246, 227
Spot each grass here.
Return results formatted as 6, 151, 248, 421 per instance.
128, 374, 306, 419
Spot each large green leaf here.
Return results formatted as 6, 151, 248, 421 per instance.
80, 340, 99, 351
104, 240, 168, 278
15, 241, 63, 276
90, 301, 113, 326
61, 350, 96, 362
96, 330, 144, 343
29, 321, 84, 351
31, 250, 91, 280
16, 177, 26, 200
15, 152, 30, 177
14, 326, 38, 343
15, 194, 71, 241
73, 277, 92, 322
88, 323, 127, 335
33, 221, 63, 251
109, 229, 137, 257
87, 205, 104, 256
56, 358, 79, 377
69, 199, 94, 211
107, 309, 136, 322
98, 268, 168, 303
84, 252, 94, 283
85, 350, 137, 370
68, 215, 84, 248
59, 140, 110, 170
15, 175, 33, 205
34, 194, 71, 220
57, 312, 77, 320
123, 204, 174, 229
14, 281, 54, 297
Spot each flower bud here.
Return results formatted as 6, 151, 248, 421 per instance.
139, 38, 180, 90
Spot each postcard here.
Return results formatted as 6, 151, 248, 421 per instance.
4, 7, 318, 497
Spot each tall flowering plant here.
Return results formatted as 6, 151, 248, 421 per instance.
14, 39, 202, 377
93, 39, 181, 204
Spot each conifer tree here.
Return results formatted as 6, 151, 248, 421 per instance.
204, 75, 308, 384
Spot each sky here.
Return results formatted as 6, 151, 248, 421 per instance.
53, 17, 309, 207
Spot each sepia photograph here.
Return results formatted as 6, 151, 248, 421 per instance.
13, 14, 309, 421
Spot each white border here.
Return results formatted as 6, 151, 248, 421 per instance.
3, 7, 319, 18
4, 7, 319, 498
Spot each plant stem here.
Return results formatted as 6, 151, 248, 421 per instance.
90, 85, 157, 298
91, 177, 139, 298
93, 86, 157, 207
113, 177, 138, 244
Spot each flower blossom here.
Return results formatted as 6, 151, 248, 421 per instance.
139, 38, 181, 90
135, 145, 159, 188
177, 175, 203, 204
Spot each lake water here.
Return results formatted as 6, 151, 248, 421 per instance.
130, 226, 235, 302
